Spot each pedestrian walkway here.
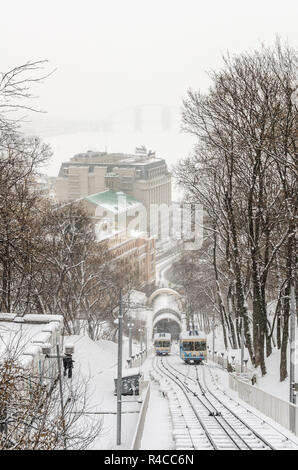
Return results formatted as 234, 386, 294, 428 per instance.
140, 379, 174, 450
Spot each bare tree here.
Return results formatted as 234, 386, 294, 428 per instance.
0, 336, 102, 450
175, 40, 297, 379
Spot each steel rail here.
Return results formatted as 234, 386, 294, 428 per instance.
160, 357, 249, 450
157, 357, 247, 450
165, 359, 274, 450
152, 356, 197, 450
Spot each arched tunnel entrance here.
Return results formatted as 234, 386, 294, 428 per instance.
154, 318, 181, 341
148, 287, 184, 342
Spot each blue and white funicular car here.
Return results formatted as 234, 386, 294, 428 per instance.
179, 330, 207, 364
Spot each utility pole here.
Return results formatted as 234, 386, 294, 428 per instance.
240, 317, 244, 373
140, 328, 143, 352
212, 310, 215, 363
289, 280, 296, 404
138, 328, 143, 364
289, 280, 296, 433
116, 288, 123, 446
128, 322, 134, 362
42, 343, 74, 449
56, 344, 67, 450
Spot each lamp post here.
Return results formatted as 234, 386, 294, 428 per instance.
138, 328, 144, 365
212, 310, 215, 363
240, 317, 244, 373
289, 279, 297, 433
127, 322, 134, 362
116, 288, 123, 446
42, 343, 75, 450
138, 328, 143, 353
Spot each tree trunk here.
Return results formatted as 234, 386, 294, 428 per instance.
280, 220, 295, 382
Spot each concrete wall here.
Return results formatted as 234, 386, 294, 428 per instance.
130, 383, 151, 450
229, 373, 298, 436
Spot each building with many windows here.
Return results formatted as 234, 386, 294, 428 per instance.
105, 229, 156, 289
54, 150, 172, 225
78, 189, 156, 288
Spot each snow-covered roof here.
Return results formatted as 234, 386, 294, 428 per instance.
41, 321, 62, 333
20, 314, 63, 324
0, 313, 18, 322
31, 331, 52, 344
180, 330, 206, 340
0, 313, 63, 368
126, 289, 148, 306
85, 189, 143, 214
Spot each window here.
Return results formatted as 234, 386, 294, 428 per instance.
155, 341, 170, 348
181, 341, 206, 351
195, 341, 206, 351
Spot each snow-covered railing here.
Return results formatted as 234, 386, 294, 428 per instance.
130, 348, 154, 368
130, 382, 151, 450
229, 373, 298, 436
208, 353, 254, 375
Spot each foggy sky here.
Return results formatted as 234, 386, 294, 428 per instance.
0, 0, 297, 175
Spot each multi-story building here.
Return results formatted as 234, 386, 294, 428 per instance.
104, 229, 156, 289
81, 189, 144, 232
78, 189, 156, 288
55, 149, 172, 221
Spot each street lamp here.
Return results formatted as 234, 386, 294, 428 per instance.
127, 322, 134, 362
116, 288, 123, 446
145, 326, 148, 357
240, 317, 245, 373
138, 328, 145, 364
212, 310, 215, 363
42, 342, 75, 450
289, 279, 297, 433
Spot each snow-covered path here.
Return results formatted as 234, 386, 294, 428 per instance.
156, 253, 179, 288
140, 356, 174, 450
69, 334, 142, 450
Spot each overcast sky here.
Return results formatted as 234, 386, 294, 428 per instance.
0, 0, 297, 175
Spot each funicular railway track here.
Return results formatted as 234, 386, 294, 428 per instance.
152, 355, 298, 450
199, 363, 298, 450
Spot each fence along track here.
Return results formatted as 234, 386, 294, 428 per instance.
165, 358, 275, 449
160, 357, 264, 450
155, 357, 262, 450
164, 357, 298, 450
202, 364, 298, 450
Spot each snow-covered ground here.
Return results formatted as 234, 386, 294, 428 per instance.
205, 361, 298, 445
63, 256, 296, 449
156, 252, 181, 289
69, 334, 144, 449
140, 354, 174, 450
208, 324, 298, 402
66, 319, 297, 449
254, 348, 297, 402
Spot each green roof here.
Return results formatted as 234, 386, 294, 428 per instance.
85, 190, 141, 213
